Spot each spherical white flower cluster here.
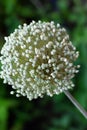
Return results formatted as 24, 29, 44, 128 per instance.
0, 21, 80, 100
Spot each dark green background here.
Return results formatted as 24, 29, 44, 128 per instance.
0, 0, 87, 130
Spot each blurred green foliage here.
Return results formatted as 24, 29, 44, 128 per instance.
0, 0, 87, 130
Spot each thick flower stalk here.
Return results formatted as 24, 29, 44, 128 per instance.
0, 21, 79, 100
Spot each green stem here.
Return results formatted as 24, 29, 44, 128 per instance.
64, 90, 87, 119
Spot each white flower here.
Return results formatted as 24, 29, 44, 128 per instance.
0, 21, 80, 100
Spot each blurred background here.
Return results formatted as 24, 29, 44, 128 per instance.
0, 0, 87, 130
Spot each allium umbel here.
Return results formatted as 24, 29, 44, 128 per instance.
0, 21, 87, 118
